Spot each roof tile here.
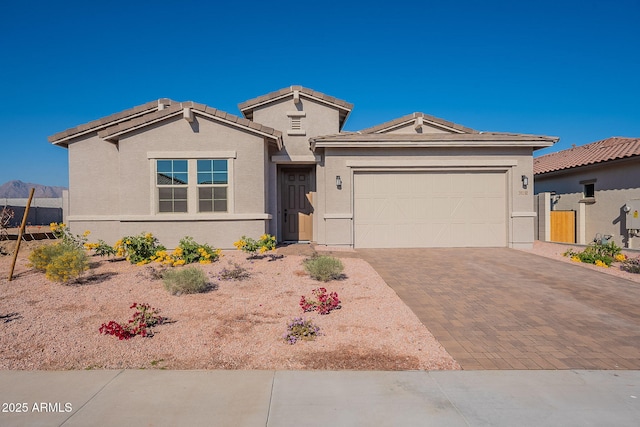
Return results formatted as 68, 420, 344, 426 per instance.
534, 137, 640, 175
238, 85, 353, 112
360, 112, 479, 134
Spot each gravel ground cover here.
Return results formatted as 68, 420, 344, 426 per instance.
0, 241, 459, 371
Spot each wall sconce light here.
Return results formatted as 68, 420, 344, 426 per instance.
521, 175, 529, 189
336, 175, 342, 189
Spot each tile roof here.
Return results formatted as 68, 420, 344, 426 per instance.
310, 132, 558, 150
48, 99, 173, 145
97, 101, 282, 143
359, 112, 479, 134
534, 137, 640, 175
238, 86, 353, 131
238, 85, 353, 112
49, 99, 282, 148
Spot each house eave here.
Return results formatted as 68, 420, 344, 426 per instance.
311, 135, 558, 151
99, 108, 283, 150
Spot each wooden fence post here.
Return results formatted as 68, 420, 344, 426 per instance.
8, 188, 35, 281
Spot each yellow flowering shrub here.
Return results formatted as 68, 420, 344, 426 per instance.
28, 242, 89, 283
614, 253, 627, 262
234, 234, 277, 258
151, 236, 221, 267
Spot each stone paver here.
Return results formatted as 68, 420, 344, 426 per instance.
358, 248, 640, 370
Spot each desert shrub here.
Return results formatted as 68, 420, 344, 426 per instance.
219, 262, 251, 281
621, 258, 640, 274
114, 232, 165, 265
99, 302, 166, 340
153, 236, 222, 267
49, 222, 90, 249
162, 266, 209, 295
300, 287, 341, 315
233, 234, 277, 257
563, 241, 621, 267
303, 255, 344, 281
283, 317, 320, 345
85, 240, 117, 257
28, 242, 89, 282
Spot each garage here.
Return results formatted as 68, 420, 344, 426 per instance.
354, 171, 507, 248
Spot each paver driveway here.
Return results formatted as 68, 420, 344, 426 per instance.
358, 248, 640, 370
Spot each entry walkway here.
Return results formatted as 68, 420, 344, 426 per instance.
1, 370, 638, 426
358, 248, 640, 370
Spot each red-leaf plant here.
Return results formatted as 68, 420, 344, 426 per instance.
300, 287, 341, 315
99, 302, 166, 340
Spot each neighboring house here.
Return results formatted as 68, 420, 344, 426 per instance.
48, 86, 557, 249
534, 137, 640, 248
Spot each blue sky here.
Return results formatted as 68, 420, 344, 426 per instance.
1, 0, 639, 188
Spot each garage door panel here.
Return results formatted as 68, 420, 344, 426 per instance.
354, 172, 506, 248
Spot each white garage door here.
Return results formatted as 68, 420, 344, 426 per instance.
354, 171, 507, 248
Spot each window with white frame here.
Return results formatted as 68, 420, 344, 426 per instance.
157, 159, 188, 212
155, 158, 230, 213
197, 159, 228, 212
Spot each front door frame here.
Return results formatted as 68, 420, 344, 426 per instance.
278, 165, 315, 242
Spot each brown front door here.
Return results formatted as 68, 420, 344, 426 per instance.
282, 168, 313, 241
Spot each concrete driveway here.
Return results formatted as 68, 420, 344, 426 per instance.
358, 248, 640, 370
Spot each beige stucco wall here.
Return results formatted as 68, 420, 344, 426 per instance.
251, 96, 340, 158
67, 135, 120, 216
66, 114, 273, 249
534, 158, 640, 248
316, 146, 537, 248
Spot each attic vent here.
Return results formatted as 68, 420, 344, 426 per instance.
291, 117, 302, 130
286, 111, 306, 136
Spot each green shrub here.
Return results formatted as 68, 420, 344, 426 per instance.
28, 242, 89, 283
115, 233, 166, 265
303, 255, 344, 282
563, 241, 621, 267
162, 266, 209, 295
233, 234, 277, 257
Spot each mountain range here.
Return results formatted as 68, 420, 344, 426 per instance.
0, 180, 66, 198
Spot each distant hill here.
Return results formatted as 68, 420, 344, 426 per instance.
0, 180, 66, 198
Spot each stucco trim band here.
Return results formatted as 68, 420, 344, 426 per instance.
323, 213, 353, 219
147, 151, 237, 159
511, 212, 537, 218
67, 214, 271, 221
345, 159, 518, 168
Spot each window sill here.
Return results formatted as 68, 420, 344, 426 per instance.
579, 198, 596, 204
287, 130, 306, 136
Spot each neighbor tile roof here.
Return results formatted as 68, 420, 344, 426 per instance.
534, 137, 640, 175
238, 85, 354, 112
359, 112, 479, 134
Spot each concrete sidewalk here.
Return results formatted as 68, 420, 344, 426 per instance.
1, 370, 639, 426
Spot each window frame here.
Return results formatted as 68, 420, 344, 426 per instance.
149, 152, 235, 215
156, 159, 189, 213
196, 159, 229, 213
579, 178, 596, 203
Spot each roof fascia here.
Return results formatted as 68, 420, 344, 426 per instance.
310, 133, 558, 151
239, 91, 352, 116
50, 107, 158, 147
375, 118, 467, 134
101, 108, 283, 150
